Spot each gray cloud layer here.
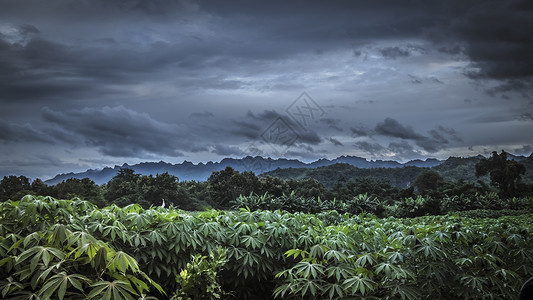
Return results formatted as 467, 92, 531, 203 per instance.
374, 118, 462, 153
1, 0, 531, 104
0, 0, 532, 179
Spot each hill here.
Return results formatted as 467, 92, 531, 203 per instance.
261, 154, 533, 188
44, 153, 533, 186
262, 163, 422, 189
44, 155, 443, 185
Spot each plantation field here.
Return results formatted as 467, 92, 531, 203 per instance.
1, 195, 532, 299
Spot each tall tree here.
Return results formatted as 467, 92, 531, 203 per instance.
177, 181, 211, 210
259, 176, 290, 197
0, 175, 31, 201
31, 178, 57, 197
139, 172, 180, 208
475, 150, 526, 198
55, 177, 105, 207
413, 169, 444, 196
104, 168, 141, 206
208, 167, 260, 208
286, 178, 330, 200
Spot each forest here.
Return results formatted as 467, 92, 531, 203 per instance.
2, 151, 533, 215
1, 151, 532, 299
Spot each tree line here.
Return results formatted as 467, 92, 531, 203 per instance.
1, 150, 531, 210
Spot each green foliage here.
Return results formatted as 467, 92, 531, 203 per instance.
452, 209, 531, 218
258, 176, 290, 198
175, 181, 212, 210
171, 248, 227, 300
275, 214, 533, 299
233, 191, 533, 219
30, 178, 57, 198
104, 168, 142, 206
2, 195, 533, 299
285, 178, 332, 200
103, 169, 184, 209
232, 192, 386, 216
262, 163, 422, 190
476, 150, 527, 198
138, 172, 180, 208
0, 176, 32, 202
56, 177, 105, 207
332, 176, 409, 204
0, 195, 164, 300
394, 195, 442, 217
208, 167, 260, 208
412, 169, 445, 195
433, 156, 483, 182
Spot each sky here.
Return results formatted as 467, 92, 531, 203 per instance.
1, 0, 532, 180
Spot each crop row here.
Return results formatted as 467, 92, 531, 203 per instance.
1, 195, 532, 299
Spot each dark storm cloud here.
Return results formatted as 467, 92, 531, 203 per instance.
40, 106, 192, 157
408, 74, 443, 85
429, 126, 462, 143
374, 118, 461, 153
190, 111, 215, 118
455, 0, 533, 81
0, 0, 441, 103
388, 141, 419, 158
319, 118, 343, 132
211, 144, 243, 156
0, 36, 151, 101
350, 126, 371, 137
297, 131, 322, 145
1, 0, 532, 180
329, 137, 344, 147
354, 141, 386, 154
354, 140, 421, 159
380, 47, 411, 59
408, 75, 424, 84
0, 30, 251, 103
18, 24, 40, 35
0, 120, 50, 143
231, 120, 263, 139
233, 110, 322, 146
375, 118, 425, 140
415, 139, 446, 153
438, 45, 463, 55
102, 0, 200, 15
487, 80, 531, 98
440, 0, 533, 97
0, 0, 530, 105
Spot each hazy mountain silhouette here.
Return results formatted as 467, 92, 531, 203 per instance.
44, 155, 444, 185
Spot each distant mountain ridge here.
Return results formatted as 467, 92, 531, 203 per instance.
44, 155, 445, 185
45, 153, 533, 186
261, 153, 533, 188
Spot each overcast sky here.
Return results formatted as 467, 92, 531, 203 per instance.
1, 0, 532, 180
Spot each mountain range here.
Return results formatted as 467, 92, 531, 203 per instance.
45, 153, 532, 186
45, 155, 445, 185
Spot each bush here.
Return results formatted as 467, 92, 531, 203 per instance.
452, 209, 531, 219
394, 195, 442, 217
2, 195, 532, 300
171, 248, 227, 300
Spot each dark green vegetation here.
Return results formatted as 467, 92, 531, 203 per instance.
232, 190, 533, 218
2, 151, 533, 211
1, 195, 532, 299
1, 152, 532, 298
475, 151, 526, 198
263, 151, 533, 195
